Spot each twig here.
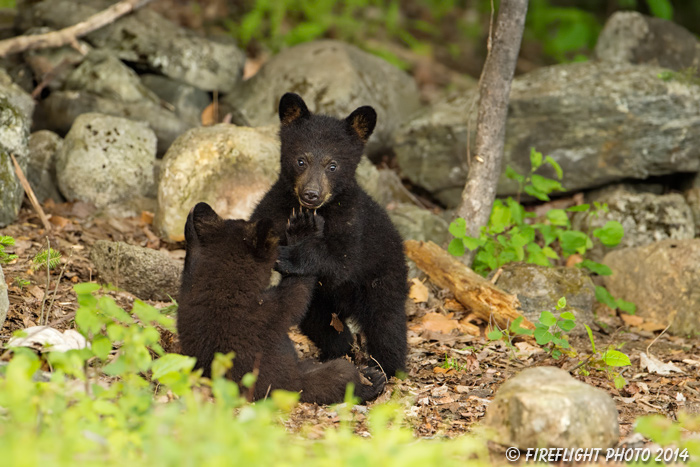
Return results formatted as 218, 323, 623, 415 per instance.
369, 355, 388, 384
10, 153, 51, 231
39, 238, 51, 326
31, 58, 73, 99
45, 251, 73, 325
646, 322, 672, 358
0, 0, 154, 57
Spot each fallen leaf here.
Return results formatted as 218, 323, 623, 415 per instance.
8, 326, 89, 352
620, 314, 644, 327
140, 211, 155, 225
409, 278, 429, 303
413, 312, 458, 334
639, 352, 683, 376
514, 341, 544, 356
433, 367, 455, 375
638, 321, 668, 332
444, 298, 465, 312
330, 313, 344, 332
566, 254, 584, 268
201, 102, 218, 126
49, 215, 71, 230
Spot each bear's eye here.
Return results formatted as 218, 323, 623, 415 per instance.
297, 159, 305, 168
328, 163, 337, 172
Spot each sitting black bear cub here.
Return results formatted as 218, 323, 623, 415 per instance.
250, 93, 408, 377
177, 202, 385, 404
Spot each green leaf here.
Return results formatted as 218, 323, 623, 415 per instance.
75, 307, 103, 335
593, 221, 624, 247
241, 372, 257, 388
542, 246, 559, 259
544, 155, 563, 179
560, 311, 575, 320
595, 286, 618, 309
489, 203, 511, 234
537, 224, 558, 246
616, 299, 637, 314
448, 218, 467, 238
534, 326, 553, 345
531, 174, 564, 196
546, 209, 570, 227
74, 283, 100, 295
510, 232, 530, 248
91, 335, 112, 360
566, 204, 590, 212
614, 375, 627, 389
524, 184, 549, 202
98, 297, 134, 324
487, 330, 503, 341
645, 0, 673, 19
557, 297, 567, 310
529, 147, 543, 170
558, 230, 589, 254
152, 354, 196, 380
584, 324, 596, 353
580, 259, 612, 276
538, 311, 557, 327
505, 165, 525, 183
506, 198, 524, 226
447, 238, 465, 257
601, 349, 631, 367
463, 236, 483, 251
551, 349, 562, 359
558, 319, 576, 332
510, 317, 533, 336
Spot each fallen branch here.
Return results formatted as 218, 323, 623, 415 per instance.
10, 153, 51, 231
405, 240, 534, 331
0, 0, 154, 57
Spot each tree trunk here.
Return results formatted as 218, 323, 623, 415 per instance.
455, 0, 528, 266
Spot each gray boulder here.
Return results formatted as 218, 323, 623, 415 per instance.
220, 40, 421, 157
485, 366, 619, 449
40, 90, 190, 155
56, 113, 157, 209
23, 33, 89, 93
684, 187, 700, 236
0, 70, 35, 227
388, 203, 450, 245
394, 62, 700, 207
27, 130, 64, 204
17, 0, 245, 93
595, 11, 700, 72
603, 239, 700, 336
491, 263, 595, 334
0, 264, 8, 331
90, 240, 181, 301
155, 124, 281, 242
572, 185, 695, 261
140, 74, 211, 126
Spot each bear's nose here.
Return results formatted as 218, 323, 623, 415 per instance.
302, 190, 319, 202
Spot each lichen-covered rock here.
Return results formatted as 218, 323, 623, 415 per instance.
491, 263, 595, 334
595, 11, 700, 71
485, 367, 619, 449
603, 239, 700, 336
155, 124, 281, 242
55, 113, 156, 208
0, 265, 8, 331
394, 62, 700, 207
572, 185, 695, 261
220, 40, 421, 157
23, 33, 89, 93
0, 70, 35, 226
684, 187, 700, 236
90, 240, 181, 301
17, 0, 245, 93
27, 130, 64, 204
140, 74, 211, 126
388, 203, 450, 245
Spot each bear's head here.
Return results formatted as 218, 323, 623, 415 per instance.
183, 202, 278, 290
277, 92, 377, 210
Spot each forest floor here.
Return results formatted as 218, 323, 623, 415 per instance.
1, 202, 700, 443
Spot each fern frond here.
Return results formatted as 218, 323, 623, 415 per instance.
33, 248, 62, 271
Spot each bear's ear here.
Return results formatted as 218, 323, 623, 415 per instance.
345, 106, 377, 143
250, 218, 278, 257
187, 202, 222, 240
279, 93, 311, 126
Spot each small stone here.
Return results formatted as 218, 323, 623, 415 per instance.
485, 366, 619, 449
90, 240, 182, 301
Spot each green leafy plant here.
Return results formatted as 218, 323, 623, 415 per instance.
595, 286, 636, 314
578, 324, 632, 389
32, 246, 62, 271
13, 277, 30, 289
0, 235, 17, 263
441, 355, 467, 372
449, 148, 624, 278
634, 413, 698, 464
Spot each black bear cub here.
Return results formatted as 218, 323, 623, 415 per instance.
177, 202, 385, 404
250, 93, 408, 377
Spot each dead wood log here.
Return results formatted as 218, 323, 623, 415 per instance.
0, 0, 154, 57
405, 239, 534, 331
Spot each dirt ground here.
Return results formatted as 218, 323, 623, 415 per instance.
2, 202, 699, 444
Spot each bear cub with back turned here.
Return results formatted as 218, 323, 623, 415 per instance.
177, 202, 386, 404
251, 93, 408, 377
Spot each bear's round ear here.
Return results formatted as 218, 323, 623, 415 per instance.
187, 202, 221, 240
345, 106, 377, 143
279, 93, 311, 126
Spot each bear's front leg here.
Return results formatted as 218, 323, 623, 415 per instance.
275, 209, 324, 276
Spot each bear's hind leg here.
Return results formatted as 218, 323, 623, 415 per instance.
299, 295, 353, 361
298, 359, 386, 405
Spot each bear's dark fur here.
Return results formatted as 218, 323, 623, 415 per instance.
250, 93, 408, 377
177, 202, 386, 404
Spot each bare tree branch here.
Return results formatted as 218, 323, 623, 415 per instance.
455, 0, 528, 266
0, 0, 154, 57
